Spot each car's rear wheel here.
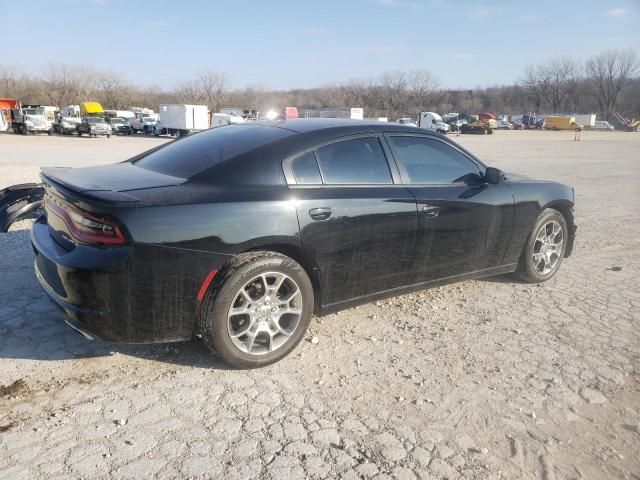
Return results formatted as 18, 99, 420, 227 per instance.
200, 251, 314, 369
515, 208, 567, 283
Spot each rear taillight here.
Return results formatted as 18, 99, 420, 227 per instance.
45, 194, 126, 245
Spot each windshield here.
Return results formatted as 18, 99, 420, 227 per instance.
24, 108, 44, 115
134, 124, 293, 178
111, 118, 125, 124
87, 117, 103, 124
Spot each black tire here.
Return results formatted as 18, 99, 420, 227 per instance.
199, 251, 314, 369
515, 208, 568, 283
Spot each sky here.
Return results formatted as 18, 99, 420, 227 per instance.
1, 0, 639, 91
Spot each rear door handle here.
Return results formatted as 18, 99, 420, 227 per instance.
309, 207, 332, 221
422, 205, 440, 218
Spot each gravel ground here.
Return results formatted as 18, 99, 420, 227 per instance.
0, 130, 639, 480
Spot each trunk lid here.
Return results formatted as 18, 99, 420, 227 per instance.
41, 163, 184, 250
41, 163, 185, 197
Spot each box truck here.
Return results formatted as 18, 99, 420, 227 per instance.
544, 116, 583, 131
155, 104, 209, 137
573, 114, 596, 129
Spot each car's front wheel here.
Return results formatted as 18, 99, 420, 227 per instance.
200, 251, 314, 368
515, 208, 567, 283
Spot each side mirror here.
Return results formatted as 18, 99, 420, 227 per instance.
484, 167, 505, 184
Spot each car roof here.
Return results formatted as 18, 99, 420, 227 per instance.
258, 117, 431, 136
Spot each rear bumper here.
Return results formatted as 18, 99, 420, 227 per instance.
31, 216, 230, 343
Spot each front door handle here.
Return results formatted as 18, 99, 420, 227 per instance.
309, 207, 332, 221
422, 205, 440, 218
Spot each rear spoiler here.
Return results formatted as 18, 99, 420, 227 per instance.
0, 183, 45, 232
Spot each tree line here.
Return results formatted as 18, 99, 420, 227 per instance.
1, 49, 637, 121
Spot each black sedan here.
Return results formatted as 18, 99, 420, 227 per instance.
5, 119, 576, 368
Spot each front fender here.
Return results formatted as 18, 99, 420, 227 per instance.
0, 183, 45, 232
506, 180, 576, 263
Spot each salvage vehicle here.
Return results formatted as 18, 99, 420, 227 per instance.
108, 117, 132, 135
0, 98, 18, 129
544, 116, 583, 131
0, 119, 576, 368
80, 102, 105, 118
155, 104, 209, 137
77, 117, 111, 137
418, 112, 450, 134
461, 113, 497, 134
593, 120, 614, 131
11, 105, 54, 135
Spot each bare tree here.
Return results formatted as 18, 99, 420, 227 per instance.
522, 64, 552, 111
545, 56, 580, 112
41, 64, 98, 106
378, 71, 408, 119
586, 49, 639, 119
97, 70, 131, 109
198, 72, 228, 112
407, 70, 439, 108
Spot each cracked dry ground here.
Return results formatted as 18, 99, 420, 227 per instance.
0, 131, 639, 479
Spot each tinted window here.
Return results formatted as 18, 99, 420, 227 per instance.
134, 124, 293, 178
292, 151, 322, 184
315, 137, 392, 184
388, 136, 480, 184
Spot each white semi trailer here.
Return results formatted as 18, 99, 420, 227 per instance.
156, 104, 209, 137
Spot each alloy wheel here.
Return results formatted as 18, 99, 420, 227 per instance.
227, 272, 303, 355
532, 220, 564, 275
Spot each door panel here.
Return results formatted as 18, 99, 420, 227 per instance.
408, 183, 515, 281
294, 187, 417, 306
383, 133, 515, 282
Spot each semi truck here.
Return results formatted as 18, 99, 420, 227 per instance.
418, 112, 450, 133
80, 102, 105, 117
56, 105, 82, 135
155, 104, 209, 137
11, 104, 55, 135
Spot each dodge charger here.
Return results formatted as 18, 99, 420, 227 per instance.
3, 119, 576, 368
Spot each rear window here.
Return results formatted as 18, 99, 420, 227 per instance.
134, 124, 292, 178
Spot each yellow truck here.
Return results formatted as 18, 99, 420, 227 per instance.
80, 102, 105, 117
544, 116, 583, 131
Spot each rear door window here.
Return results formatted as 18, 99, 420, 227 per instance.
315, 137, 392, 185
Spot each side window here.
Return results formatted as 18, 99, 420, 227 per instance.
315, 137, 392, 185
291, 151, 322, 184
388, 136, 480, 184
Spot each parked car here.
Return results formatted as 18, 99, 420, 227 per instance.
77, 117, 111, 137
593, 120, 614, 131
108, 117, 132, 135
397, 117, 417, 127
5, 119, 576, 368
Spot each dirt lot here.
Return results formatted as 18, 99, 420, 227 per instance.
1, 130, 639, 480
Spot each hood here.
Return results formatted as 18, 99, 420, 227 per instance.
62, 117, 81, 124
